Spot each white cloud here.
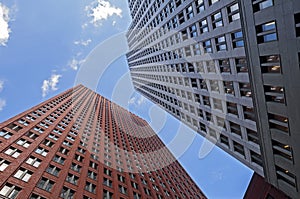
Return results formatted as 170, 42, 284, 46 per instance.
0, 80, 4, 92
112, 20, 116, 26
0, 3, 11, 46
0, 98, 6, 111
128, 95, 145, 106
86, 0, 122, 26
74, 39, 92, 46
68, 58, 85, 71
42, 74, 62, 97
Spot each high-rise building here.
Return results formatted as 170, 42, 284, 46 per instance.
0, 85, 206, 199
239, 0, 300, 198
126, 0, 263, 177
244, 173, 288, 199
126, 0, 300, 198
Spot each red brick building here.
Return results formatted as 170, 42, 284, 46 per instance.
0, 85, 206, 199
244, 173, 289, 199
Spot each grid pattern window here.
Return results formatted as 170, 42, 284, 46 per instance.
260, 55, 281, 73
215, 36, 227, 51
14, 168, 33, 182
264, 85, 285, 104
37, 178, 55, 192
0, 159, 10, 171
227, 3, 240, 22
256, 21, 277, 43
276, 166, 297, 188
232, 31, 244, 48
253, 0, 274, 12
0, 183, 21, 199
212, 11, 223, 28
195, 0, 205, 13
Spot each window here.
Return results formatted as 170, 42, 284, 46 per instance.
203, 39, 212, 53
59, 147, 70, 155
227, 102, 238, 115
0, 183, 21, 199
272, 140, 293, 161
60, 187, 75, 199
209, 0, 219, 5
240, 83, 252, 97
195, 0, 205, 13
233, 141, 245, 157
118, 174, 125, 183
103, 178, 112, 188
14, 168, 33, 182
276, 166, 297, 187
232, 31, 244, 48
46, 165, 61, 176
260, 55, 281, 73
103, 190, 113, 199
236, 58, 248, 72
219, 59, 231, 73
210, 80, 219, 92
88, 170, 97, 180
212, 11, 223, 28
264, 85, 285, 104
66, 173, 79, 185
268, 113, 289, 134
224, 81, 235, 95
37, 178, 55, 192
85, 182, 96, 193
30, 193, 46, 199
189, 24, 198, 38
26, 156, 42, 168
199, 18, 208, 33
250, 151, 263, 166
0, 130, 13, 139
5, 147, 22, 158
133, 192, 141, 199
0, 159, 10, 171
186, 5, 194, 20
247, 129, 259, 145
228, 3, 240, 22
243, 106, 255, 121
119, 185, 127, 195
253, 0, 273, 12
215, 36, 227, 51
35, 147, 48, 157
17, 138, 31, 148
295, 13, 300, 37
220, 134, 229, 147
256, 21, 277, 43
230, 122, 242, 137
131, 182, 139, 189
144, 188, 152, 196
53, 155, 65, 164
71, 163, 82, 172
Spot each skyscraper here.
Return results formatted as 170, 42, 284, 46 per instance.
0, 85, 206, 199
126, 0, 300, 198
239, 0, 300, 198
126, 0, 263, 177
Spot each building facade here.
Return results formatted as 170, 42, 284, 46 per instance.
126, 0, 263, 176
0, 85, 206, 199
239, 0, 300, 198
126, 0, 300, 198
244, 173, 288, 199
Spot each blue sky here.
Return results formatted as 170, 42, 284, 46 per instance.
0, 0, 253, 198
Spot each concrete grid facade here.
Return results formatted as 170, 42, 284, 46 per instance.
126, 0, 300, 198
240, 0, 300, 198
126, 0, 263, 178
0, 85, 206, 199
